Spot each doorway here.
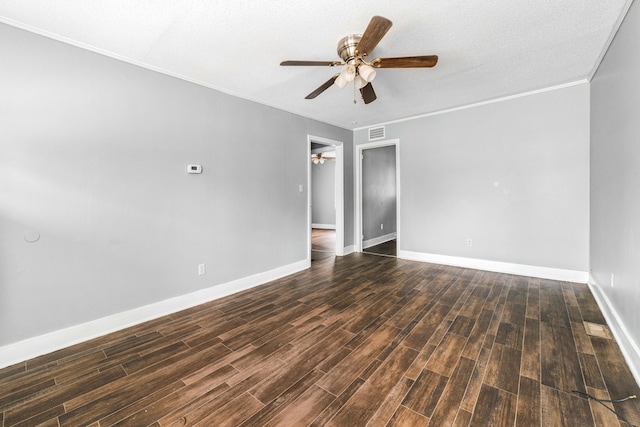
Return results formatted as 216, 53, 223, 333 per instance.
355, 139, 400, 257
308, 135, 344, 262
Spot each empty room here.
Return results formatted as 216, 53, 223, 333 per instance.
1, 1, 640, 426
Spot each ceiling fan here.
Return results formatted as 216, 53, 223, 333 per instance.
280, 16, 438, 104
311, 152, 336, 164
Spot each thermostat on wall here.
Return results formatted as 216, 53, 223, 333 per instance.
187, 164, 202, 174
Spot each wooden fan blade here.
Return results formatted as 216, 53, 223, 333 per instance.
372, 55, 438, 68
360, 82, 377, 104
280, 60, 341, 66
305, 75, 339, 99
355, 16, 393, 58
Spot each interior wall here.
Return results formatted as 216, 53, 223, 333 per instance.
590, 0, 640, 354
354, 83, 590, 272
362, 145, 397, 243
311, 160, 336, 228
0, 22, 352, 347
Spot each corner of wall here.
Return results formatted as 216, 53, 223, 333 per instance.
588, 274, 640, 386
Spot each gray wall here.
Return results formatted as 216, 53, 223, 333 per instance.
591, 2, 640, 347
0, 23, 352, 346
355, 83, 590, 271
362, 145, 397, 242
311, 160, 335, 227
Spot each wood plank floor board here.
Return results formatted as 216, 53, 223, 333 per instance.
1, 249, 638, 426
10, 404, 65, 427
469, 383, 517, 427
184, 391, 264, 427
457, 284, 491, 318
584, 386, 626, 427
495, 322, 524, 350
98, 380, 186, 427
460, 346, 491, 413
541, 385, 595, 427
324, 344, 418, 426
316, 324, 400, 396
402, 302, 453, 351
261, 384, 336, 427
58, 343, 233, 426
250, 328, 355, 405
404, 344, 437, 381
515, 375, 541, 427
521, 317, 541, 381
424, 333, 468, 377
239, 370, 325, 426
107, 365, 237, 427
427, 356, 476, 426
540, 322, 586, 394
590, 337, 640, 424
387, 405, 429, 426
526, 279, 541, 320
461, 308, 494, 360
571, 321, 595, 355
449, 315, 476, 338
452, 408, 473, 427
366, 376, 415, 427
571, 284, 607, 325
4, 365, 127, 426
539, 280, 572, 329
483, 343, 522, 395
578, 352, 608, 391
401, 368, 449, 417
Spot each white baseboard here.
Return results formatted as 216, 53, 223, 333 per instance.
0, 259, 310, 369
398, 250, 589, 283
363, 232, 397, 249
312, 223, 336, 230
588, 274, 640, 387
342, 245, 356, 256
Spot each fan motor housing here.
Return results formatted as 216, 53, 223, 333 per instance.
337, 34, 362, 62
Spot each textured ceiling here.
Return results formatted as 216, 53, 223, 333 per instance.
0, 1, 631, 130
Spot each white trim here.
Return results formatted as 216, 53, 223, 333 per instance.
0, 18, 356, 132
0, 18, 602, 134
363, 232, 397, 249
343, 245, 356, 255
398, 250, 589, 283
588, 274, 640, 387
334, 144, 345, 256
0, 259, 309, 369
312, 223, 336, 230
588, 0, 635, 81
353, 80, 589, 131
355, 139, 401, 254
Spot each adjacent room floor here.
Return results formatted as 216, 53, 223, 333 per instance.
363, 239, 397, 258
1, 253, 639, 426
311, 229, 335, 262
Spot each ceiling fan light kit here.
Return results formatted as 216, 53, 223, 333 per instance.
358, 64, 377, 82
311, 152, 336, 164
281, 15, 438, 104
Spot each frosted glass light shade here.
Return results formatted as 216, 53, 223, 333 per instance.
334, 73, 348, 88
340, 64, 356, 82
358, 64, 376, 82
354, 75, 367, 89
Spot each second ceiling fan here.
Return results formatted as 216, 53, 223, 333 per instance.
280, 15, 438, 104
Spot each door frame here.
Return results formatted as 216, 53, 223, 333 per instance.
308, 135, 345, 259
355, 139, 400, 253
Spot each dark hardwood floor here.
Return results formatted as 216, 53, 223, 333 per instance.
311, 229, 335, 262
2, 253, 640, 426
363, 239, 397, 258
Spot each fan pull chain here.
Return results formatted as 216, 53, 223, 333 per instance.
353, 81, 357, 104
